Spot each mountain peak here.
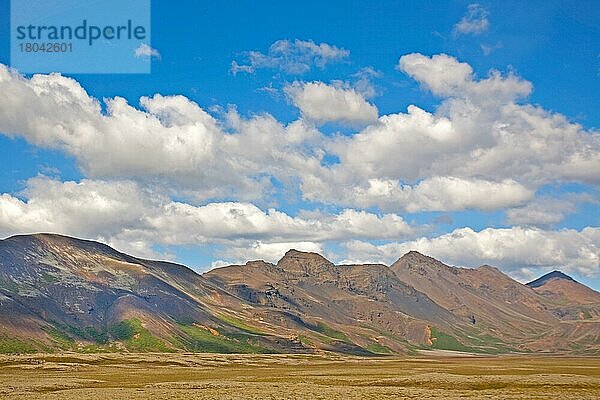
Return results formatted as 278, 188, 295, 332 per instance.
526, 270, 576, 288
405, 250, 428, 257
280, 249, 330, 261
390, 250, 448, 273
475, 264, 503, 274
276, 249, 334, 274
2, 232, 129, 262
395, 250, 434, 263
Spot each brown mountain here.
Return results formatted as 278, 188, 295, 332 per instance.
391, 251, 600, 352
0, 234, 302, 354
526, 271, 600, 322
205, 249, 458, 354
1, 234, 599, 355
527, 271, 600, 305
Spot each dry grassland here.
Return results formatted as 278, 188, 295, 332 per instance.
0, 352, 599, 399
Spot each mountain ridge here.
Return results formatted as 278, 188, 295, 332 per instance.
1, 233, 599, 355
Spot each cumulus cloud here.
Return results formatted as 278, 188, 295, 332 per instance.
343, 226, 600, 278
302, 175, 533, 212
0, 51, 598, 273
0, 66, 325, 202
398, 53, 531, 101
0, 177, 160, 257
284, 81, 378, 125
134, 43, 161, 59
217, 241, 323, 266
294, 53, 599, 210
0, 177, 415, 260
505, 194, 597, 227
453, 4, 489, 36
0, 52, 599, 215
231, 39, 349, 75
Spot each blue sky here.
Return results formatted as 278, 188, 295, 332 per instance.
0, 1, 599, 288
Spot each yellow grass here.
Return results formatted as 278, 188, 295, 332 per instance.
0, 352, 599, 399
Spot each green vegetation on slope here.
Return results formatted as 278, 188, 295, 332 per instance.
44, 326, 76, 350
177, 323, 271, 354
428, 326, 520, 354
110, 319, 173, 352
366, 342, 393, 354
0, 337, 40, 354
430, 327, 479, 353
23, 319, 274, 354
109, 320, 137, 340
215, 313, 266, 335
462, 331, 518, 354
71, 326, 108, 344
310, 322, 351, 343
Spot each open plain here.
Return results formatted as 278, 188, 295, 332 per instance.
0, 353, 599, 399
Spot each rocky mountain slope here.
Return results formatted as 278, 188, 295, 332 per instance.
527, 271, 600, 305
205, 250, 458, 354
390, 252, 557, 341
391, 252, 600, 352
526, 271, 600, 322
0, 233, 599, 355
0, 234, 301, 354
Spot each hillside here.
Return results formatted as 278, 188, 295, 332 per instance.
0, 234, 599, 355
205, 249, 458, 354
526, 270, 600, 322
391, 251, 600, 352
0, 234, 301, 354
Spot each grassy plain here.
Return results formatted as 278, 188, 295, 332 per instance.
0, 352, 599, 399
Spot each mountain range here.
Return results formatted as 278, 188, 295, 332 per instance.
0, 233, 599, 355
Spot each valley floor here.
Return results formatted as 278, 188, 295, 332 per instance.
0, 353, 599, 399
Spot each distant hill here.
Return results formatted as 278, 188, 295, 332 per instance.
1, 234, 599, 355
527, 271, 577, 288
526, 270, 600, 321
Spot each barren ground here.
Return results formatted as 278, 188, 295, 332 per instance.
0, 352, 599, 399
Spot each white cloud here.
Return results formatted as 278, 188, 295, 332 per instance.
231, 39, 349, 75
0, 66, 324, 202
296, 53, 598, 210
453, 4, 489, 36
401, 177, 532, 211
217, 241, 323, 266
0, 53, 599, 214
134, 43, 161, 59
144, 201, 414, 244
343, 226, 600, 278
0, 177, 414, 260
0, 50, 598, 274
302, 175, 533, 212
505, 194, 597, 227
0, 177, 160, 257
398, 53, 531, 101
506, 199, 573, 227
284, 81, 378, 125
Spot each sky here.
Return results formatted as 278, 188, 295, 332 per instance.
0, 0, 599, 288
